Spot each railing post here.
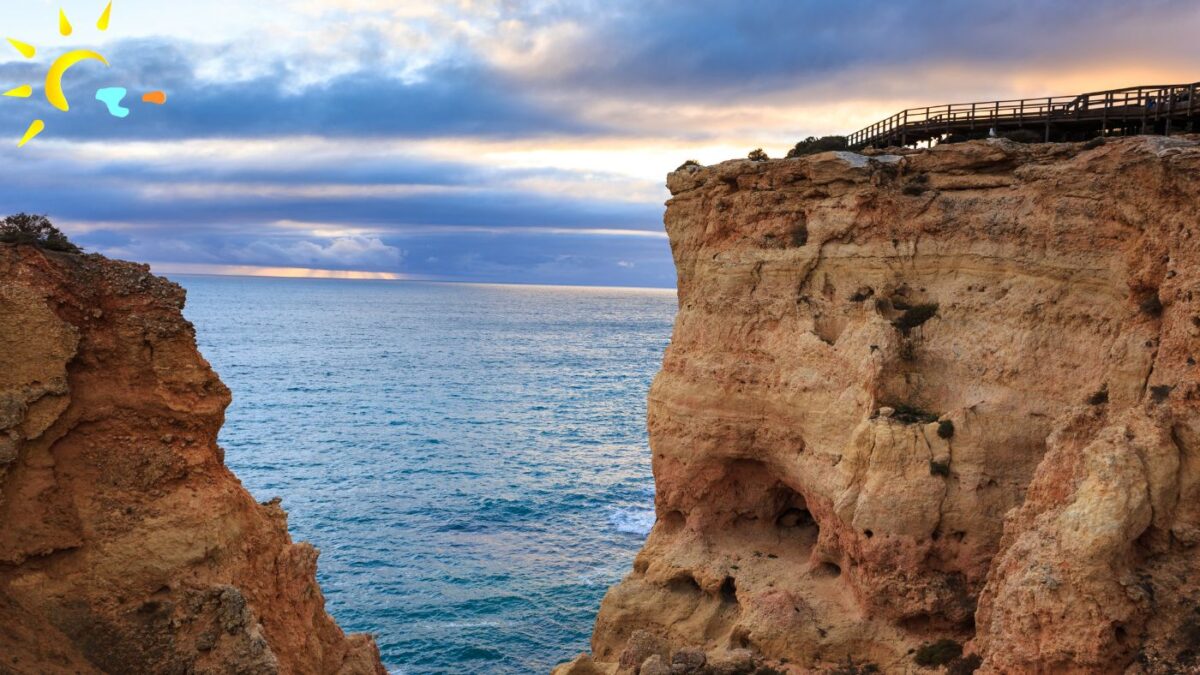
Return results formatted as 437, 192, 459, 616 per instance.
1166, 88, 1174, 136
1124, 90, 1131, 135
1045, 97, 1052, 142
1141, 88, 1149, 134
1190, 83, 1196, 131
1101, 91, 1109, 136
901, 110, 908, 146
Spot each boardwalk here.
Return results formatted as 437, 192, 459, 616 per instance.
849, 82, 1199, 150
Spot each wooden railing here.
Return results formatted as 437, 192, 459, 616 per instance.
848, 82, 1200, 149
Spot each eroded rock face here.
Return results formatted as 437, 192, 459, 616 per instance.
580, 137, 1200, 674
0, 246, 384, 674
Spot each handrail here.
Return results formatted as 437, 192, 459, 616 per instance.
848, 81, 1200, 149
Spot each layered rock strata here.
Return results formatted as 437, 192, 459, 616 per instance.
567, 136, 1200, 674
0, 246, 384, 674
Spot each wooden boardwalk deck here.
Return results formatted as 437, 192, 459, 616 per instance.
849, 82, 1200, 150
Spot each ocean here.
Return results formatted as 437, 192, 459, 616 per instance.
176, 275, 677, 675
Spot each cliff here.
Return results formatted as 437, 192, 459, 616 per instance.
561, 136, 1200, 674
0, 246, 384, 674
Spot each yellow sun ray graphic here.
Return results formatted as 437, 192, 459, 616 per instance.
18, 120, 44, 148
4, 4, 167, 148
97, 2, 113, 31
7, 38, 34, 59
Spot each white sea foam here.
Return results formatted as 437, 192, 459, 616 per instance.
578, 564, 624, 585
609, 507, 655, 536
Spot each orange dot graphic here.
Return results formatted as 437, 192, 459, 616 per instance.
142, 91, 166, 105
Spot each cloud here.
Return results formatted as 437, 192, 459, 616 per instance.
456, 0, 1200, 98
0, 37, 601, 141
224, 235, 403, 268
1, 0, 1197, 287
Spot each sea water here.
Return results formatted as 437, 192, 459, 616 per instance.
177, 276, 676, 675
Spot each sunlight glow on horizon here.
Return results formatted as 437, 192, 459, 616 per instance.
149, 261, 407, 280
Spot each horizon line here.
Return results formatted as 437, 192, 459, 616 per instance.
150, 262, 677, 293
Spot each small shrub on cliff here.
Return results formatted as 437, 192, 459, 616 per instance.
946, 654, 983, 675
676, 159, 702, 171
1140, 292, 1164, 317
915, 639, 963, 667
790, 221, 809, 247
937, 419, 955, 439
929, 459, 951, 477
748, 148, 769, 162
786, 136, 849, 158
893, 302, 939, 335
892, 405, 939, 425
825, 659, 880, 675
0, 213, 80, 253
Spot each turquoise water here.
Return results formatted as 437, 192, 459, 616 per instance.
177, 276, 676, 675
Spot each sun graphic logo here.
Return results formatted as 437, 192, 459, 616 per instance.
4, 2, 165, 148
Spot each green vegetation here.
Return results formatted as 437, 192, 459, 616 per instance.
789, 222, 809, 247
915, 639, 963, 667
892, 405, 939, 425
826, 659, 881, 675
786, 135, 848, 158
748, 148, 769, 161
1140, 293, 1164, 317
0, 213, 80, 253
893, 302, 939, 335
946, 654, 983, 675
676, 159, 701, 171
937, 420, 955, 439
903, 174, 930, 195
1151, 385, 1174, 404
930, 460, 951, 477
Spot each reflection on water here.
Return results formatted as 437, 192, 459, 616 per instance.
179, 276, 676, 675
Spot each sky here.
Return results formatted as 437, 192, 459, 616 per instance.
0, 0, 1198, 287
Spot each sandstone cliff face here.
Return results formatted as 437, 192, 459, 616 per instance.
0, 246, 384, 675
576, 137, 1200, 674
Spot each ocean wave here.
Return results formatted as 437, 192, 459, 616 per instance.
577, 564, 625, 585
608, 507, 655, 536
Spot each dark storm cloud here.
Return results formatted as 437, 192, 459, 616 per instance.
0, 153, 660, 230
0, 38, 600, 141
514, 0, 1200, 97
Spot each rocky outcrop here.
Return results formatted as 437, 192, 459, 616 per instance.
567, 136, 1200, 674
0, 245, 384, 674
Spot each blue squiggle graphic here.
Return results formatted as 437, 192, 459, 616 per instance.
95, 87, 129, 118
